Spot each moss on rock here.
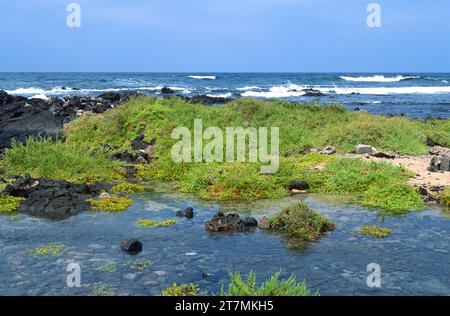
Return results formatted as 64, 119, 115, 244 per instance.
0, 195, 25, 214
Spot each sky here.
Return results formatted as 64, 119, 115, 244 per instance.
0, 0, 449, 72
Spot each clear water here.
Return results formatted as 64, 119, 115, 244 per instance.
1, 72, 449, 118
1, 183, 448, 296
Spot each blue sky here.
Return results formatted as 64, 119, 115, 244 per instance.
0, 0, 449, 72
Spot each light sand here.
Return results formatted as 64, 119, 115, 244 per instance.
339, 153, 450, 188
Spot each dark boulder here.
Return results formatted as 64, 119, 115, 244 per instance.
160, 87, 175, 94
429, 156, 450, 172
98, 92, 122, 103
176, 207, 194, 219
120, 239, 143, 254
187, 95, 231, 105
302, 88, 324, 97
2, 176, 110, 220
205, 212, 257, 232
288, 180, 310, 192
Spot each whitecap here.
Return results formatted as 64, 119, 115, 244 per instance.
206, 92, 232, 98
236, 86, 260, 91
30, 94, 48, 100
189, 75, 216, 80
340, 75, 420, 82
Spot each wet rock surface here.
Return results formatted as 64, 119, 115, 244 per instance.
1, 175, 111, 220
120, 239, 143, 254
205, 212, 257, 232
176, 207, 194, 219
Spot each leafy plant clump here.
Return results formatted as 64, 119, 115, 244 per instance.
0, 195, 25, 214
87, 196, 133, 212
129, 260, 154, 271
359, 225, 392, 238
111, 183, 145, 194
25, 243, 65, 256
220, 271, 317, 296
261, 203, 335, 241
136, 219, 176, 228
161, 283, 200, 296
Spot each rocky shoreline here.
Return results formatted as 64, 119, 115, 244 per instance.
0, 90, 233, 156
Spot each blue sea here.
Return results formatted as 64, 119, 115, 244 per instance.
1, 72, 450, 118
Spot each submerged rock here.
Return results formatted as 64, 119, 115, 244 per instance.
120, 239, 142, 254
2, 176, 111, 220
205, 212, 257, 232
176, 207, 194, 219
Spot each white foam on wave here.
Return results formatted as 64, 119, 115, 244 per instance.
340, 75, 419, 82
189, 75, 216, 80
241, 83, 450, 98
30, 94, 48, 100
206, 92, 232, 98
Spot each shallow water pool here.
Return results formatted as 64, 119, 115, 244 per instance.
0, 183, 449, 296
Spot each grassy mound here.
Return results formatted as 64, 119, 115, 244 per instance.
260, 203, 335, 241
3, 97, 447, 212
111, 183, 145, 194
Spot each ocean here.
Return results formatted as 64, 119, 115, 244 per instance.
1, 72, 450, 118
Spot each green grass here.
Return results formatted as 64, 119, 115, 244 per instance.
261, 203, 335, 241
3, 138, 124, 183
220, 271, 317, 296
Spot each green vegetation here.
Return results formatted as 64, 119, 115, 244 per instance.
442, 188, 450, 209
95, 262, 117, 272
161, 283, 200, 296
111, 182, 145, 194
0, 195, 24, 214
359, 225, 392, 238
25, 243, 65, 256
220, 271, 317, 296
3, 138, 123, 183
87, 196, 132, 212
261, 203, 335, 241
129, 260, 154, 271
90, 283, 116, 296
2, 97, 447, 211
136, 218, 176, 228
